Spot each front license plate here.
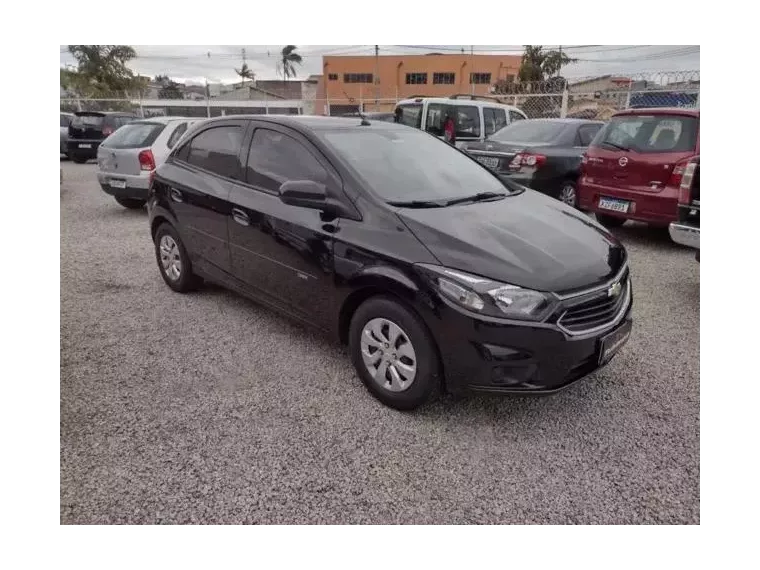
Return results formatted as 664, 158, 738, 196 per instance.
110, 179, 127, 189
598, 196, 630, 213
476, 156, 500, 169
598, 320, 632, 365
78, 143, 92, 149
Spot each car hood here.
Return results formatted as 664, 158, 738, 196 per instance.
397, 190, 626, 292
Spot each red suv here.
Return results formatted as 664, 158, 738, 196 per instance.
578, 108, 700, 228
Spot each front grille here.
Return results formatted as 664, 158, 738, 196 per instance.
558, 276, 630, 334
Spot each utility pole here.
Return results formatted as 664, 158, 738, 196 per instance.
374, 45, 380, 108
470, 45, 474, 95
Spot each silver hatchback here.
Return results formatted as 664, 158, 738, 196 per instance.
97, 117, 200, 209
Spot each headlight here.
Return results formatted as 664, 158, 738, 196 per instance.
416, 264, 555, 321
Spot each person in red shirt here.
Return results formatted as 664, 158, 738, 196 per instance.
443, 111, 456, 146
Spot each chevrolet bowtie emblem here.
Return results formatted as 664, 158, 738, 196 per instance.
608, 281, 622, 298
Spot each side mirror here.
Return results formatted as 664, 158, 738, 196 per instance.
278, 180, 327, 209
278, 180, 358, 220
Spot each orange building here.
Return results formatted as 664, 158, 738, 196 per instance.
319, 53, 521, 113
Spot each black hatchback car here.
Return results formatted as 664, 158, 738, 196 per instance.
148, 116, 632, 410
67, 111, 138, 163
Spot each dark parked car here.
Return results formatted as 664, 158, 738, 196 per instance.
60, 112, 74, 156
462, 119, 604, 208
148, 116, 632, 410
67, 111, 138, 163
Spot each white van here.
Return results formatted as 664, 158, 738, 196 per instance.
394, 95, 528, 147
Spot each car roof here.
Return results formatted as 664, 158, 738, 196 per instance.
193, 114, 411, 134
515, 118, 605, 125
134, 116, 196, 124
396, 96, 523, 111
613, 107, 699, 117
74, 111, 137, 116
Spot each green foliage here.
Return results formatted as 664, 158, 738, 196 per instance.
65, 45, 139, 97
155, 74, 184, 99
518, 45, 576, 82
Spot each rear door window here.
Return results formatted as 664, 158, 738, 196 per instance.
424, 104, 480, 138
185, 125, 243, 178
483, 107, 507, 137
592, 114, 698, 153
101, 122, 166, 149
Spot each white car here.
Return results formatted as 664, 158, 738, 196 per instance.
97, 117, 201, 209
394, 95, 527, 148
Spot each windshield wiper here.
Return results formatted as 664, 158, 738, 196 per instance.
600, 140, 630, 152
386, 199, 446, 208
444, 191, 506, 207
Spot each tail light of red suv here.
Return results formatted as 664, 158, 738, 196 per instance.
677, 158, 699, 205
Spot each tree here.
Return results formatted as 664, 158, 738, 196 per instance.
155, 74, 183, 99
277, 45, 303, 88
66, 45, 139, 98
235, 63, 255, 88
518, 45, 576, 84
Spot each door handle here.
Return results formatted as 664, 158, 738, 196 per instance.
170, 187, 184, 203
231, 208, 250, 226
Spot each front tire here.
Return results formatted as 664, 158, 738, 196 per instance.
153, 223, 201, 293
596, 213, 626, 228
115, 197, 146, 210
348, 296, 440, 411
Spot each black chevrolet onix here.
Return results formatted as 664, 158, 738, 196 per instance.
148, 115, 632, 410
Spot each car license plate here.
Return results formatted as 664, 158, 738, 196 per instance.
598, 320, 632, 365
598, 197, 630, 213
476, 156, 500, 169
110, 179, 127, 189
78, 143, 92, 149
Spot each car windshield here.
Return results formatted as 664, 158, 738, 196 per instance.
72, 114, 104, 127
101, 122, 166, 149
490, 120, 567, 143
322, 128, 507, 203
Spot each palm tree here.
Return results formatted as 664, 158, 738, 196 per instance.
235, 63, 255, 88
277, 45, 303, 92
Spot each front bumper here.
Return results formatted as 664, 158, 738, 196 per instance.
669, 221, 700, 250
425, 283, 633, 395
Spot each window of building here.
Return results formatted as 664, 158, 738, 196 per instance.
405, 73, 428, 85
470, 73, 492, 85
328, 73, 338, 81
506, 74, 516, 83
344, 73, 373, 84
433, 72, 455, 85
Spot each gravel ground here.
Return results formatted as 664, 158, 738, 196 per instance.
60, 161, 700, 524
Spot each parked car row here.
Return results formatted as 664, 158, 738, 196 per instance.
146, 114, 632, 410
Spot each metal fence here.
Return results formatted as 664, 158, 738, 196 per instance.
60, 70, 699, 121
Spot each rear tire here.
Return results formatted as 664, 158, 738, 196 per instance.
349, 296, 439, 411
115, 197, 146, 210
596, 214, 626, 228
153, 223, 201, 293
71, 155, 88, 164
558, 180, 577, 208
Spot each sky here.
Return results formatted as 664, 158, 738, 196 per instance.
59, 45, 700, 85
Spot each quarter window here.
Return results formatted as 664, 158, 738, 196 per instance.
509, 110, 526, 123
185, 125, 243, 178
166, 122, 189, 149
246, 129, 328, 192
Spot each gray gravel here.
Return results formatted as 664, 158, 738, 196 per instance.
60, 161, 700, 524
